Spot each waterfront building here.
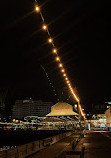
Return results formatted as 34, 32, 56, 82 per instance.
46, 102, 78, 117
12, 99, 53, 119
105, 107, 111, 130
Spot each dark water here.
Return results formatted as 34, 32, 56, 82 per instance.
0, 130, 66, 147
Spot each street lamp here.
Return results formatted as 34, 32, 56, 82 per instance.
35, 6, 40, 12
42, 24, 47, 30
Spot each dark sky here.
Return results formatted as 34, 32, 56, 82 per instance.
0, 0, 111, 111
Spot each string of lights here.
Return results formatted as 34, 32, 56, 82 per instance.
40, 64, 60, 102
34, 0, 86, 119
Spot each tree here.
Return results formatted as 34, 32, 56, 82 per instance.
0, 89, 8, 117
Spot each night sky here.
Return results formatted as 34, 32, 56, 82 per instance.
0, 0, 111, 112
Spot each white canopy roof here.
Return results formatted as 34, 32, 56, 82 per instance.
46, 102, 78, 117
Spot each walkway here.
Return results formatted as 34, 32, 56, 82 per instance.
84, 131, 111, 158
28, 131, 111, 158
27, 132, 81, 158
65, 131, 111, 158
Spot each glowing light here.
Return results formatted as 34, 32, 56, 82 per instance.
35, 6, 40, 12
70, 88, 79, 103
63, 73, 66, 77
48, 38, 53, 43
42, 24, 47, 30
78, 103, 85, 118
34, 2, 86, 119
56, 56, 60, 61
52, 48, 57, 54
61, 69, 65, 73
59, 63, 63, 67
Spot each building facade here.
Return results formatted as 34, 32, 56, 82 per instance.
105, 107, 111, 129
46, 102, 78, 116
91, 104, 107, 114
89, 114, 106, 129
12, 99, 53, 119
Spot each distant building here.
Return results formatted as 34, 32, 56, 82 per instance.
90, 114, 106, 129
91, 104, 107, 114
12, 99, 53, 119
46, 102, 78, 117
105, 107, 111, 129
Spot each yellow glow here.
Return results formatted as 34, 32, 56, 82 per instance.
63, 73, 66, 77
70, 88, 79, 103
70, 88, 73, 92
52, 48, 57, 54
68, 83, 85, 117
78, 103, 85, 118
34, 2, 86, 119
35, 6, 40, 12
59, 63, 63, 67
56, 56, 60, 61
48, 38, 53, 43
42, 24, 47, 30
61, 69, 65, 73
69, 87, 85, 117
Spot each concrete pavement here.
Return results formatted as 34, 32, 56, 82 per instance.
27, 131, 111, 158
65, 131, 111, 158
83, 131, 111, 158
27, 132, 81, 158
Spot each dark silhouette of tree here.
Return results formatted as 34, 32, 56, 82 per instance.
0, 89, 8, 117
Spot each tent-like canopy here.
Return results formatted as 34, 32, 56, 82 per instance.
46, 102, 78, 117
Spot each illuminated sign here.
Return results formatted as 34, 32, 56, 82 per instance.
55, 108, 70, 110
